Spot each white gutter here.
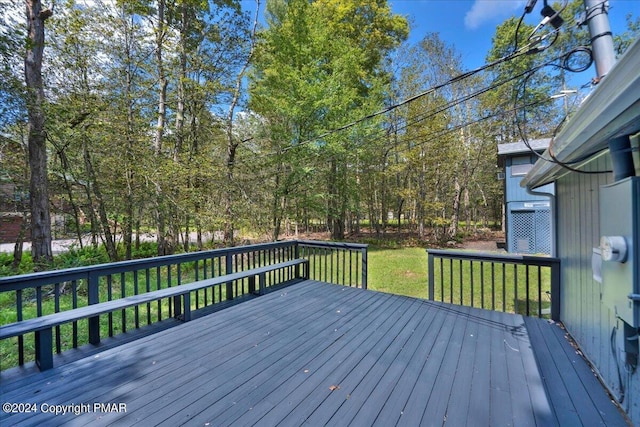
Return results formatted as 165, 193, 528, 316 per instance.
522, 37, 640, 189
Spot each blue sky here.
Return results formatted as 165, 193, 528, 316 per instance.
244, 0, 638, 79
390, 0, 639, 71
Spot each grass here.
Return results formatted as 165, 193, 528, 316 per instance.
367, 246, 551, 317
368, 247, 429, 299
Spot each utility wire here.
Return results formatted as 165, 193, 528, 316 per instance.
270, 34, 556, 154
234, 5, 590, 171
232, 96, 555, 184
237, 44, 568, 167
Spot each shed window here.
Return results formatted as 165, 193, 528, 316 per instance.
511, 163, 533, 176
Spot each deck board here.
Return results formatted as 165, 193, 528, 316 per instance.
1, 280, 629, 426
524, 316, 628, 427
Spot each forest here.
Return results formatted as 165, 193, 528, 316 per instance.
0, 0, 638, 271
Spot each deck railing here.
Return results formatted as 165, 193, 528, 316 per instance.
0, 240, 367, 370
298, 240, 368, 289
427, 249, 560, 320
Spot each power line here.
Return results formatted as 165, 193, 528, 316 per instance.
268, 33, 557, 154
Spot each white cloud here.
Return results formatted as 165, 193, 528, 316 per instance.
464, 0, 525, 30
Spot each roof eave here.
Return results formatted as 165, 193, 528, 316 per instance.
522, 38, 640, 189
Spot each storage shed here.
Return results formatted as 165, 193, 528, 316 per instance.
498, 139, 554, 255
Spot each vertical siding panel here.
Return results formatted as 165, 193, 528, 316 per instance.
555, 153, 640, 421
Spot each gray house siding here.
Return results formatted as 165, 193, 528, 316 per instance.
556, 154, 638, 420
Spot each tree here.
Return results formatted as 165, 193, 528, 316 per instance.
25, 0, 54, 268
223, 0, 260, 245
250, 0, 407, 240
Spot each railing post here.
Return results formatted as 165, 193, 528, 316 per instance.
87, 271, 100, 345
551, 259, 561, 321
35, 328, 53, 370
259, 272, 266, 296
248, 275, 257, 294
182, 293, 191, 322
427, 251, 435, 301
361, 247, 368, 289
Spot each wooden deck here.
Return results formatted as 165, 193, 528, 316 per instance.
1, 280, 628, 426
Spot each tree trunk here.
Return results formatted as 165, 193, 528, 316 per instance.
154, 0, 172, 256
271, 170, 282, 241
448, 176, 461, 240
82, 140, 118, 261
57, 149, 84, 248
327, 159, 344, 240
25, 0, 53, 269
11, 214, 28, 270
224, 0, 260, 245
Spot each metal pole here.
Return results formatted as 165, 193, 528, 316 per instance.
583, 0, 616, 79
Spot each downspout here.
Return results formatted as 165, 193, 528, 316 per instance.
609, 135, 636, 182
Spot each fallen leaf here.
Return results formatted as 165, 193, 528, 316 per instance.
329, 385, 341, 391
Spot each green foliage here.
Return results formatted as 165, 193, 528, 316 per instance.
250, 0, 408, 240
0, 0, 635, 263
127, 242, 161, 260
615, 13, 640, 56
0, 252, 34, 276
53, 245, 110, 269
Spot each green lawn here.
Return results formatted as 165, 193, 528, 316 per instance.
367, 246, 551, 317
368, 247, 429, 299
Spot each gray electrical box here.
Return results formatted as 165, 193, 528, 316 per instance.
600, 177, 640, 326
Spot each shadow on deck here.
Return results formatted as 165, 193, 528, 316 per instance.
0, 280, 629, 426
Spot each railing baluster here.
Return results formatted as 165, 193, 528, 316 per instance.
502, 263, 506, 312
54, 283, 61, 354
425, 249, 560, 319
449, 259, 453, 304
107, 275, 113, 336
36, 286, 42, 317
134, 270, 139, 329
458, 259, 463, 306
349, 250, 353, 286
428, 252, 435, 300
195, 260, 200, 310
156, 266, 162, 321
439, 257, 444, 302
146, 269, 151, 325
72, 281, 78, 348
354, 252, 364, 288
514, 265, 518, 315
167, 265, 173, 317
470, 261, 474, 308
538, 265, 542, 317
491, 263, 495, 311
17, 289, 23, 365
330, 248, 334, 284
480, 261, 485, 310
342, 250, 346, 286
121, 272, 126, 333
525, 264, 530, 317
